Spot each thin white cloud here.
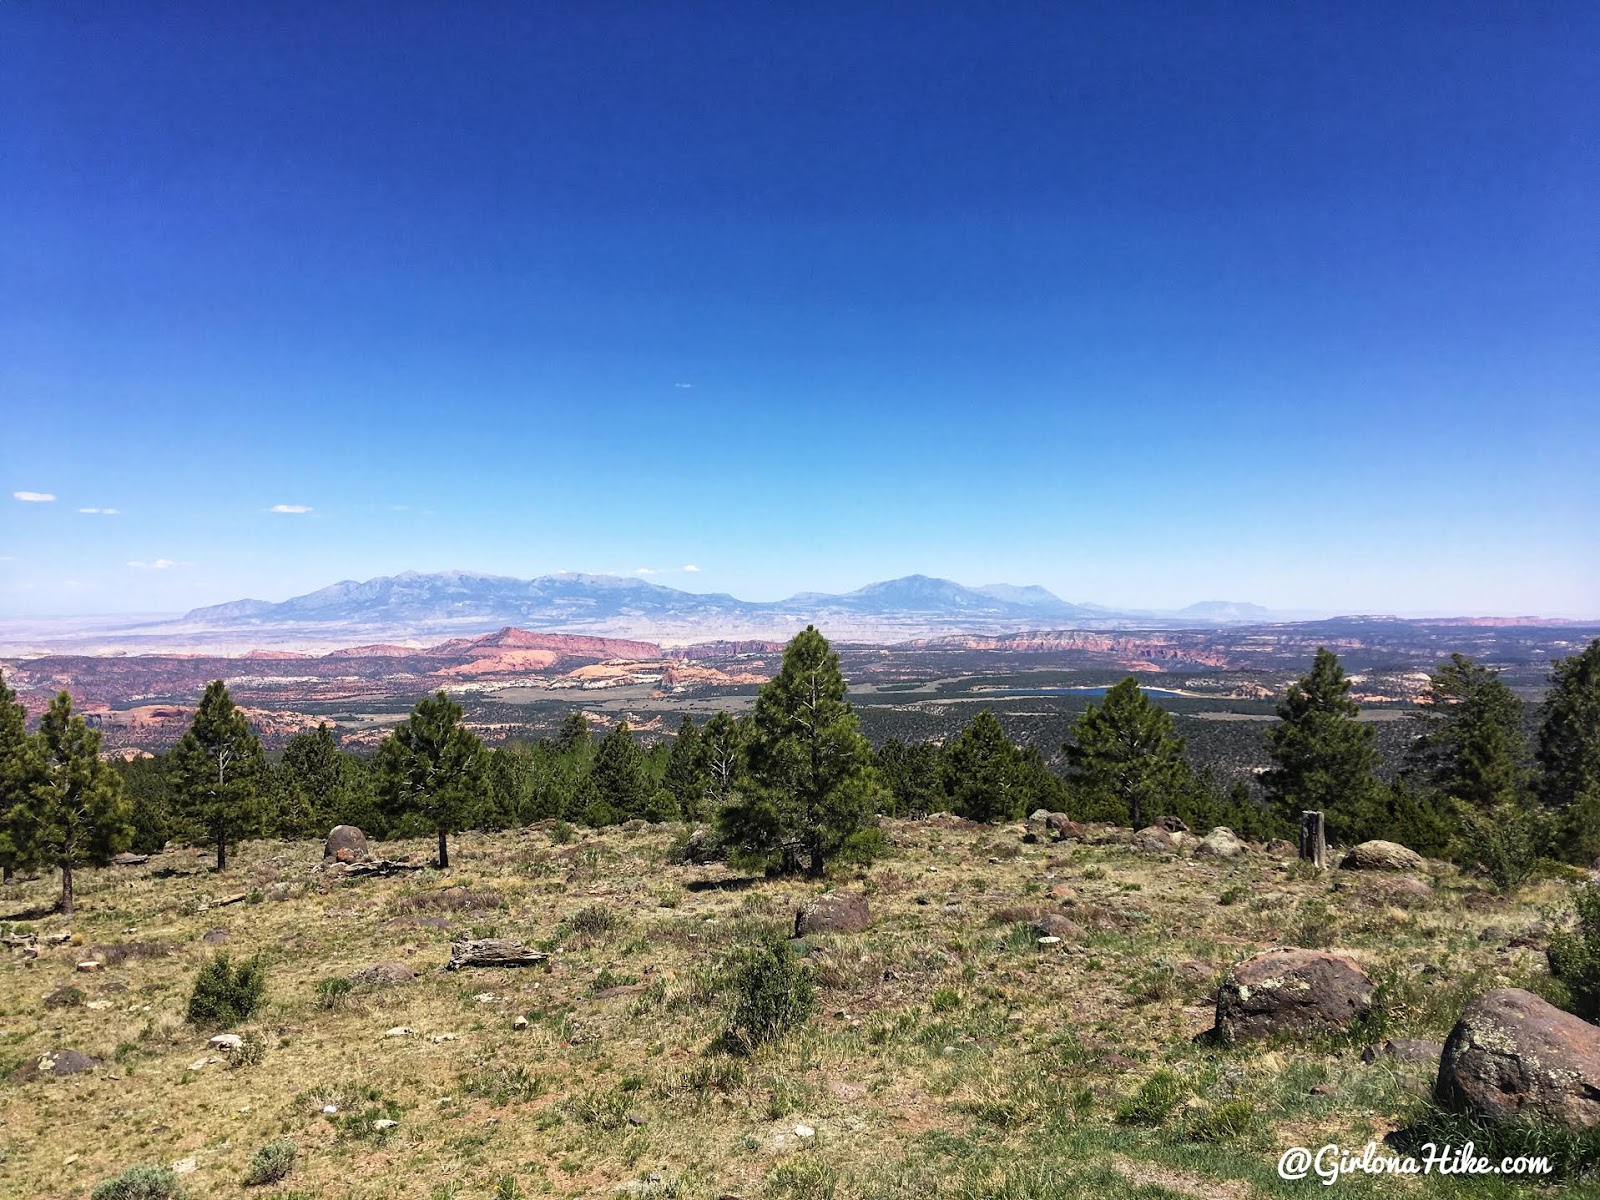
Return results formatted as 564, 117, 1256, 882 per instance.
682, 564, 701, 573
127, 558, 191, 570
13, 491, 55, 503
674, 382, 694, 389
78, 507, 119, 515
634, 567, 659, 575
270, 504, 313, 514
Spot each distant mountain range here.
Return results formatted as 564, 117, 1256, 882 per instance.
175, 570, 1250, 640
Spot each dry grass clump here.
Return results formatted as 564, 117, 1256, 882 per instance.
390, 887, 505, 914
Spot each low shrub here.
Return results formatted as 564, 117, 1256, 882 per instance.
316, 976, 354, 1010
186, 952, 267, 1028
1184, 1099, 1256, 1142
723, 935, 814, 1053
1549, 883, 1600, 1021
89, 1165, 183, 1200
243, 1139, 297, 1186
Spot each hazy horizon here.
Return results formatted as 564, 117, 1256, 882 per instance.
4, 6, 1596, 620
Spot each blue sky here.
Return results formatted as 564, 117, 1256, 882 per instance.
2, 2, 1596, 618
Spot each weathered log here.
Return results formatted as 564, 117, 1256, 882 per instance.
447, 938, 549, 971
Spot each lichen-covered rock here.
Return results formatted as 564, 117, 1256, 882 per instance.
1154, 815, 1189, 834
1213, 948, 1373, 1043
794, 892, 872, 936
1435, 988, 1600, 1129
1043, 812, 1084, 840
1340, 840, 1424, 872
10, 1048, 100, 1081
1032, 913, 1085, 941
323, 825, 370, 862
350, 962, 417, 988
1194, 827, 1246, 859
1132, 826, 1176, 853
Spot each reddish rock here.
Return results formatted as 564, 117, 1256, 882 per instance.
324, 825, 370, 862
1133, 826, 1176, 853
1213, 948, 1374, 1043
1435, 988, 1600, 1129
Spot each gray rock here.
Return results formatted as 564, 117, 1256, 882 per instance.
794, 892, 872, 936
10, 1048, 100, 1081
1194, 827, 1246, 859
323, 825, 370, 862
350, 961, 417, 988
1340, 840, 1425, 872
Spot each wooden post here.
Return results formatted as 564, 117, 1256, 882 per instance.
1299, 810, 1327, 869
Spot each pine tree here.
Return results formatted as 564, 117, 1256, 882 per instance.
376, 690, 485, 867
1063, 677, 1187, 829
876, 738, 943, 817
555, 711, 593, 754
942, 710, 1022, 822
720, 627, 881, 876
663, 715, 711, 821
274, 723, 344, 838
586, 720, 655, 823
1263, 648, 1381, 841
1411, 654, 1530, 812
9, 693, 131, 914
169, 681, 267, 870
1537, 638, 1600, 859
0, 669, 33, 884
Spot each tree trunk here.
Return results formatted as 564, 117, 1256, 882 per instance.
217, 834, 227, 872
2, 859, 14, 886
61, 863, 75, 915
1299, 810, 1327, 869
437, 827, 449, 869
1130, 795, 1142, 830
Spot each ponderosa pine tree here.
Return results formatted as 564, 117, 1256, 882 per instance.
555, 710, 593, 754
1537, 638, 1600, 859
720, 627, 881, 876
1411, 654, 1530, 813
663, 715, 711, 821
1063, 677, 1187, 828
0, 669, 32, 884
1263, 648, 1381, 840
10, 692, 131, 914
376, 690, 485, 868
943, 710, 1022, 822
876, 737, 943, 817
169, 681, 267, 870
273, 722, 343, 838
583, 720, 655, 824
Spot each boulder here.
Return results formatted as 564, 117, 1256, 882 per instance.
10, 1048, 100, 1081
1132, 826, 1176, 853
111, 852, 149, 867
1362, 1037, 1443, 1066
1154, 815, 1189, 834
1194, 827, 1246, 859
1213, 948, 1374, 1043
1043, 813, 1084, 840
794, 892, 872, 936
1340, 840, 1424, 872
208, 1033, 244, 1053
350, 962, 417, 988
202, 928, 229, 945
1263, 838, 1297, 858
1031, 913, 1085, 941
1435, 988, 1600, 1129
447, 938, 548, 970
323, 825, 370, 863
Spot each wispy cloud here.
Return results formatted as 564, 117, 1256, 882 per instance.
269, 504, 313, 514
127, 558, 191, 570
78, 507, 119, 515
633, 564, 702, 576
674, 382, 694, 389
682, 564, 701, 573
13, 491, 55, 503
634, 566, 660, 575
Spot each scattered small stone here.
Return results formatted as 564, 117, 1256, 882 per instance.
384, 1027, 416, 1039
75, 960, 103, 973
170, 1157, 196, 1175
627, 1112, 646, 1127
513, 1015, 529, 1030
322, 1104, 338, 1115
794, 1124, 815, 1139
373, 1118, 398, 1131
208, 1034, 244, 1052
427, 1033, 457, 1044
